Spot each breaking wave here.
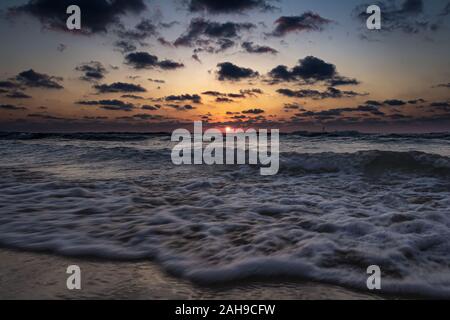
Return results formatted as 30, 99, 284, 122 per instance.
0, 136, 449, 298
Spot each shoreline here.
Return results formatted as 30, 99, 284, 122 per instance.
0, 249, 383, 300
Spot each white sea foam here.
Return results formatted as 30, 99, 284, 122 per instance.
0, 135, 449, 297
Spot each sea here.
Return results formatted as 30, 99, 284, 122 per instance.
0, 131, 449, 298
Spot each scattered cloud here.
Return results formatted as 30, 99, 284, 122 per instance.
268, 12, 332, 37
242, 41, 278, 55
141, 105, 161, 111
166, 104, 196, 111
5, 91, 32, 99
433, 82, 450, 88
0, 104, 27, 111
383, 99, 407, 106
174, 18, 255, 53
0, 81, 22, 89
215, 97, 235, 103
76, 99, 135, 112
165, 94, 202, 104
267, 56, 359, 86
242, 108, 265, 114
117, 114, 168, 121
187, 0, 276, 14
121, 94, 144, 100
277, 87, 367, 100
296, 104, 385, 120
283, 103, 305, 111
216, 62, 259, 81
94, 82, 146, 93
124, 52, 184, 70
8, 0, 147, 34
148, 78, 166, 84
15, 69, 63, 89
202, 88, 263, 99
75, 61, 107, 82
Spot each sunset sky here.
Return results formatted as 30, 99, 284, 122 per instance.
0, 0, 449, 133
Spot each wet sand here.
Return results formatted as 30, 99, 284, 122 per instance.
0, 249, 382, 300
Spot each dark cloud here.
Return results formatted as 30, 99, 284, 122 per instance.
192, 54, 202, 63
296, 105, 385, 119
216, 62, 259, 81
242, 108, 265, 114
0, 104, 27, 111
121, 95, 144, 100
148, 78, 166, 84
283, 103, 305, 111
408, 99, 426, 104
166, 104, 196, 111
241, 88, 264, 96
5, 91, 32, 99
231, 114, 247, 120
365, 100, 383, 106
117, 114, 167, 121
187, 0, 276, 14
202, 88, 263, 98
0, 81, 22, 89
75, 61, 107, 82
267, 56, 358, 86
242, 41, 278, 55
94, 82, 146, 93
216, 97, 234, 103
328, 76, 360, 86
124, 52, 184, 70
157, 60, 185, 70
76, 99, 135, 112
174, 18, 255, 53
141, 105, 161, 111
269, 12, 332, 37
165, 94, 202, 104
83, 116, 108, 120
157, 37, 173, 47
430, 101, 450, 111
16, 69, 63, 89
202, 91, 224, 97
383, 99, 407, 106
434, 82, 450, 88
277, 87, 366, 100
9, 0, 147, 34
402, 0, 424, 13
27, 113, 70, 120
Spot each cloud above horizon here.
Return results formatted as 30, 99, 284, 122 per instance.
9, 0, 147, 34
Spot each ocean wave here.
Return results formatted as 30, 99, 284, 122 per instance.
0, 141, 449, 298
280, 150, 450, 176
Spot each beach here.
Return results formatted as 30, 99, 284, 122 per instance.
0, 249, 381, 300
